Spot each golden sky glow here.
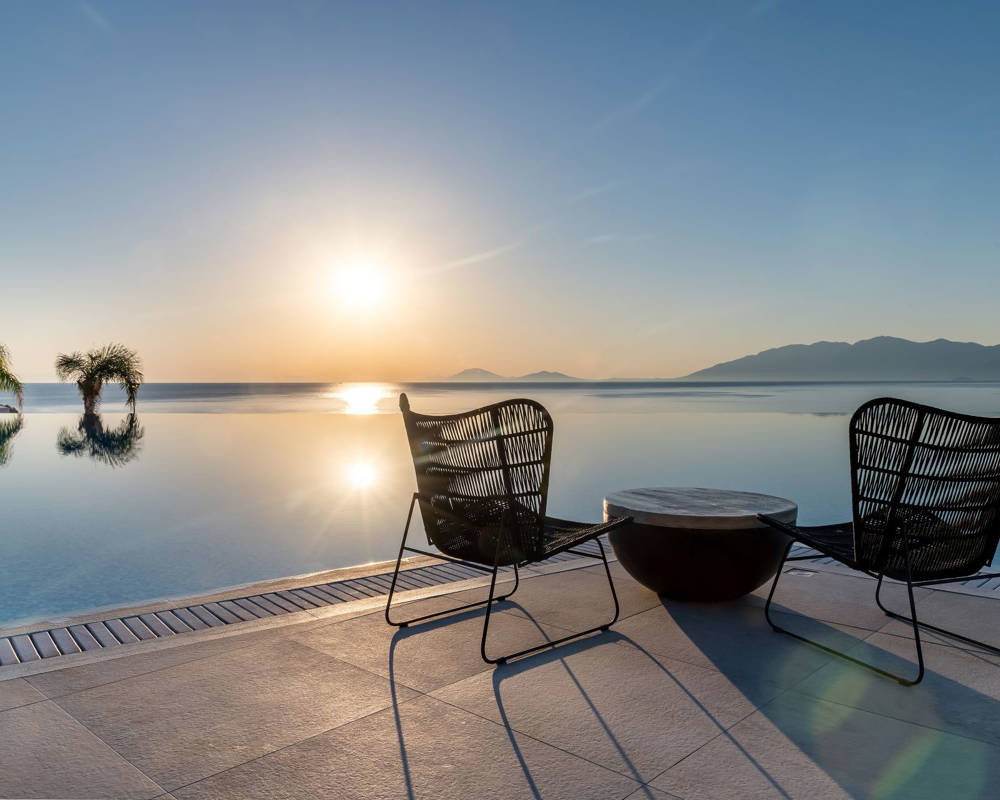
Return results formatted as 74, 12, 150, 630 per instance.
5, 3, 1000, 382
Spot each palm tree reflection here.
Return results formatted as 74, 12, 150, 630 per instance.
57, 413, 144, 467
0, 414, 24, 466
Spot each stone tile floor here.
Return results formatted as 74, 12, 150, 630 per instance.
1, 561, 998, 799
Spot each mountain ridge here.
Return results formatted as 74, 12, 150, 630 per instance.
441, 338, 1000, 382
685, 336, 1000, 381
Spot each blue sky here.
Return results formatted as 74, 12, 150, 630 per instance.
2, 1, 999, 380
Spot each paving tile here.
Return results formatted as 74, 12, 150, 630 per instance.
623, 788, 682, 799
25, 625, 300, 698
598, 562, 671, 618
474, 562, 660, 629
55, 638, 417, 790
0, 700, 164, 799
877, 589, 1000, 650
431, 637, 782, 782
614, 600, 871, 691
172, 695, 640, 800
5, 564, 998, 800
293, 599, 587, 693
652, 690, 1000, 800
793, 631, 1000, 748
0, 677, 44, 711
746, 568, 933, 632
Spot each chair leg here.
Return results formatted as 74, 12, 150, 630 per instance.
876, 573, 1000, 658
481, 537, 619, 665
384, 494, 418, 627
764, 539, 925, 685
506, 563, 520, 600
598, 537, 621, 630
385, 495, 519, 628
763, 540, 794, 632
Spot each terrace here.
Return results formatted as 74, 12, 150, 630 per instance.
1, 549, 997, 799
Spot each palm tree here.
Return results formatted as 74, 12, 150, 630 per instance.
55, 344, 143, 415
0, 343, 23, 410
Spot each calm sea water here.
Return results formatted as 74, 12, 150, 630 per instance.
2, 381, 1000, 629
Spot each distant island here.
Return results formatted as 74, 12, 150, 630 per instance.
685, 337, 1000, 382
446, 368, 581, 382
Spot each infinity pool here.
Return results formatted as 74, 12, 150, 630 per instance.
2, 381, 999, 628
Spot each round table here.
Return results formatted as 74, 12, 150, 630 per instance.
603, 487, 797, 602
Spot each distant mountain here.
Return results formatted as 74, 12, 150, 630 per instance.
516, 371, 580, 382
445, 368, 580, 381
685, 337, 1000, 381
448, 368, 504, 380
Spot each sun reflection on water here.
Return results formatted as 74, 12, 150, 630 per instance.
326, 383, 392, 415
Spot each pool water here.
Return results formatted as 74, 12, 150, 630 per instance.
2, 381, 999, 628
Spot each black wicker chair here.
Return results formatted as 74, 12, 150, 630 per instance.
385, 393, 629, 663
759, 397, 1000, 685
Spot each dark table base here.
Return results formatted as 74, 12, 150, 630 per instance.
609, 520, 793, 602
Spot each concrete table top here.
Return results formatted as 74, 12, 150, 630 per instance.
604, 487, 797, 530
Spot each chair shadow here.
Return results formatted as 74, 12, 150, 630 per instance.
387, 630, 415, 800
387, 589, 759, 800
490, 606, 613, 800
386, 593, 614, 800
491, 608, 790, 800
664, 593, 1000, 799
385, 592, 525, 800
386, 585, 1000, 800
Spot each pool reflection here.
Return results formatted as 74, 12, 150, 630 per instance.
57, 413, 145, 467
0, 414, 24, 466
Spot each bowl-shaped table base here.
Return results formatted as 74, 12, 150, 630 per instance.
609, 521, 792, 602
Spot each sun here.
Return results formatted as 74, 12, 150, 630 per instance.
334, 260, 386, 309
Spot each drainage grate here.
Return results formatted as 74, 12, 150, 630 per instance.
0, 539, 606, 666
789, 543, 1000, 595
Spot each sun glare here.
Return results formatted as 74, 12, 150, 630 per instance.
334, 261, 386, 309
331, 383, 389, 415
347, 460, 377, 489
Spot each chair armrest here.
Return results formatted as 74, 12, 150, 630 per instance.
544, 513, 631, 533
602, 514, 632, 532
757, 513, 799, 536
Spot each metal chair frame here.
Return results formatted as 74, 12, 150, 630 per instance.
386, 394, 626, 663
761, 397, 1000, 685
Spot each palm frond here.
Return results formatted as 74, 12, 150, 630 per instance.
57, 413, 144, 467
0, 414, 24, 466
55, 352, 86, 380
0, 343, 24, 408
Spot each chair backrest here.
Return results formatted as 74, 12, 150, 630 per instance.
399, 393, 554, 564
850, 397, 1000, 580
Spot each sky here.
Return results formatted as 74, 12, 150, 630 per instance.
2, 1, 999, 381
